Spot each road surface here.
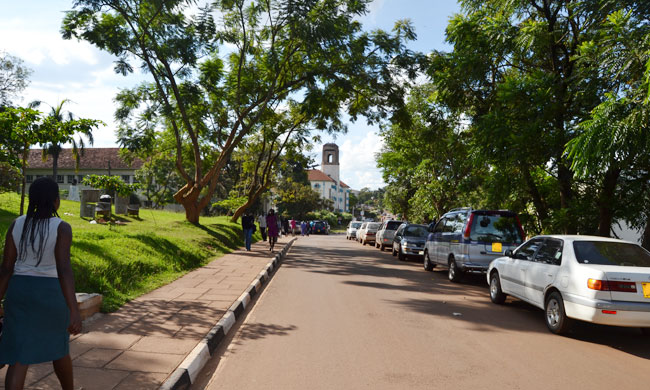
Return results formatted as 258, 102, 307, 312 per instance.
191, 234, 650, 389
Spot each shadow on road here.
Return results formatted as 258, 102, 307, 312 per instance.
286, 237, 650, 359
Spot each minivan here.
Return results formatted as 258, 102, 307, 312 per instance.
423, 208, 525, 282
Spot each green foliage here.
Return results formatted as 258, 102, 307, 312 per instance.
276, 180, 321, 219
305, 209, 352, 228
0, 161, 21, 193
212, 193, 248, 215
82, 174, 140, 197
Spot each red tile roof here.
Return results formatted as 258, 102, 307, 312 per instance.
26, 148, 143, 170
339, 180, 350, 189
307, 169, 335, 182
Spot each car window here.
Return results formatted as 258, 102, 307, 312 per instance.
386, 221, 402, 230
350, 222, 361, 229
515, 238, 544, 261
360, 223, 367, 229
368, 223, 381, 230
534, 239, 563, 265
433, 219, 445, 233
404, 225, 428, 237
451, 213, 466, 233
469, 213, 523, 243
395, 225, 404, 236
573, 241, 650, 267
443, 216, 456, 233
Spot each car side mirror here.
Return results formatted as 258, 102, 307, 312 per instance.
505, 249, 513, 257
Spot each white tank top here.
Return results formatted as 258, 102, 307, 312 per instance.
11, 215, 62, 278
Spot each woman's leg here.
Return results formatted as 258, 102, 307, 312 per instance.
53, 354, 74, 390
5, 363, 29, 390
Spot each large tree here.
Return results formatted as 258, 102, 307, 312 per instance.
63, 0, 421, 223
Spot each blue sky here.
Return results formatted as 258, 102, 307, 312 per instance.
1, 0, 461, 190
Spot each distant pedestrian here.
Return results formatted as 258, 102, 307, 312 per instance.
0, 177, 82, 390
290, 219, 297, 236
241, 211, 255, 251
300, 221, 307, 236
283, 218, 290, 236
266, 209, 279, 252
258, 214, 267, 241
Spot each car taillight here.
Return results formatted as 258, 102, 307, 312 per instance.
588, 279, 637, 293
463, 213, 475, 240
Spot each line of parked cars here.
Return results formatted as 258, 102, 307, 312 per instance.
347, 207, 650, 336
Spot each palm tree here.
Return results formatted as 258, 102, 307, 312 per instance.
36, 99, 94, 179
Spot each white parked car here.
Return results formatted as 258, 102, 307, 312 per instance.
359, 222, 381, 246
356, 223, 368, 242
346, 221, 362, 240
375, 220, 404, 251
487, 235, 650, 334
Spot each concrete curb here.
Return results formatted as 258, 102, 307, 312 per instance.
159, 238, 296, 390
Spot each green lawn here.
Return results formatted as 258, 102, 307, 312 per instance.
0, 192, 253, 312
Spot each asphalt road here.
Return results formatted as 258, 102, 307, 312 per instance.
192, 234, 650, 390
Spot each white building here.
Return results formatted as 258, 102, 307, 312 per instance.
307, 143, 353, 213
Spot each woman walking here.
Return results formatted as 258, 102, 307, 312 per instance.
0, 177, 82, 390
266, 209, 279, 252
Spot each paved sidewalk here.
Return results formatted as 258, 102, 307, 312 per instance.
0, 237, 293, 390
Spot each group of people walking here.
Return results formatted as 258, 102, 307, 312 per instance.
241, 209, 313, 252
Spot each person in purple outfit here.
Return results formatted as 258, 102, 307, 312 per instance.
266, 209, 279, 251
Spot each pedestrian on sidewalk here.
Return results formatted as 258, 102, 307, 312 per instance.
0, 177, 82, 390
300, 220, 307, 236
258, 213, 267, 241
290, 219, 297, 236
266, 209, 279, 252
241, 211, 255, 251
282, 218, 290, 236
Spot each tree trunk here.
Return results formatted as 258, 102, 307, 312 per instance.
174, 183, 202, 224
230, 186, 267, 223
597, 167, 621, 237
522, 168, 548, 232
557, 162, 576, 234
52, 150, 59, 180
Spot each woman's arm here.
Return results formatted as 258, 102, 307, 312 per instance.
0, 221, 17, 301
54, 221, 82, 335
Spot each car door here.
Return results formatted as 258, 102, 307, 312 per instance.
437, 215, 456, 264
525, 238, 563, 307
501, 238, 544, 298
427, 218, 446, 264
393, 225, 404, 252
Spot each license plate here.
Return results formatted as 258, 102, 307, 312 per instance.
643, 283, 650, 298
491, 242, 503, 253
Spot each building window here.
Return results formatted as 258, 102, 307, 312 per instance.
67, 175, 75, 184
26, 175, 33, 183
331, 184, 337, 189
56, 175, 64, 183
132, 175, 139, 184
314, 183, 320, 188
121, 175, 130, 183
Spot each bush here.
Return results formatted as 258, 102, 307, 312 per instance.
0, 162, 21, 193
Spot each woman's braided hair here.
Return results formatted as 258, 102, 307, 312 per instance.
18, 176, 60, 266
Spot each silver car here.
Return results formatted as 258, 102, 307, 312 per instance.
423, 208, 525, 282
360, 222, 382, 246
346, 221, 362, 240
375, 220, 404, 251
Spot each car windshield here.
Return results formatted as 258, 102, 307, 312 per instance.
350, 222, 362, 229
315, 222, 325, 228
368, 222, 381, 230
469, 214, 522, 243
385, 221, 402, 230
404, 225, 428, 238
573, 241, 650, 267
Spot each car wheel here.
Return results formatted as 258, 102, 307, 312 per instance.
448, 258, 463, 283
423, 250, 434, 271
392, 245, 397, 257
398, 246, 406, 261
545, 291, 572, 334
489, 271, 507, 304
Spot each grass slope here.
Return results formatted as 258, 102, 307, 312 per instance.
0, 192, 254, 311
